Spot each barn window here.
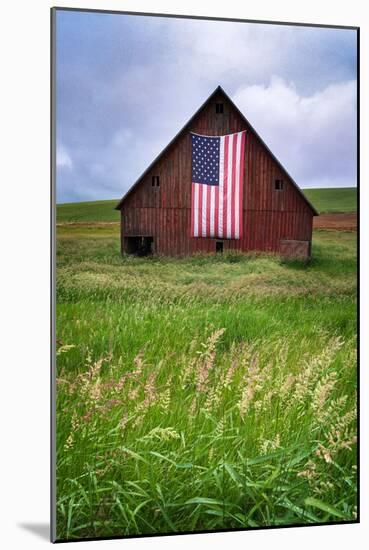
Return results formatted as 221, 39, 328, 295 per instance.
216, 241, 224, 253
215, 103, 224, 114
152, 176, 160, 187
275, 179, 284, 190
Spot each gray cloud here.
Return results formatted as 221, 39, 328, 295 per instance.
233, 77, 357, 188
55, 12, 357, 202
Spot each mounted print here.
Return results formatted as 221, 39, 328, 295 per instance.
51, 7, 359, 543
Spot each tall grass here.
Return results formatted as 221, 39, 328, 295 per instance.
55, 227, 357, 540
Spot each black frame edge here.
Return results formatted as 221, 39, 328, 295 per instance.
50, 6, 57, 544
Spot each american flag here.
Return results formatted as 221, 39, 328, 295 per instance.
190, 130, 246, 239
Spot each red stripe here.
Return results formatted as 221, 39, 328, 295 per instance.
202, 184, 207, 236
206, 184, 211, 236
191, 183, 195, 237
214, 186, 219, 238
231, 134, 238, 239
239, 131, 246, 239
198, 184, 203, 238
223, 135, 229, 239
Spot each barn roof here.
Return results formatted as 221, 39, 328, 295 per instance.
116, 85, 318, 215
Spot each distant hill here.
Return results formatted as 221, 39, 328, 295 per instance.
56, 187, 357, 222
303, 187, 357, 214
57, 199, 120, 222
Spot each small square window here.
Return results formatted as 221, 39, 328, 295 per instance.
275, 179, 284, 190
215, 103, 224, 114
152, 176, 160, 187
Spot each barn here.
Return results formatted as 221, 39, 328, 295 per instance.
115, 85, 318, 258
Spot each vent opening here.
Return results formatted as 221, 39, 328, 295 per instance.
275, 179, 284, 190
216, 241, 224, 253
124, 236, 154, 256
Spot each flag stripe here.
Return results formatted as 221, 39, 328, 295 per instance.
238, 131, 246, 239
191, 183, 196, 237
234, 133, 241, 239
202, 183, 207, 237
214, 186, 219, 238
206, 183, 211, 237
191, 130, 245, 241
193, 183, 199, 237
227, 134, 233, 239
198, 183, 203, 238
218, 137, 224, 238
223, 135, 229, 239
210, 185, 215, 237
231, 133, 237, 239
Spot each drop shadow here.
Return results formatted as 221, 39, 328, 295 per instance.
18, 522, 50, 541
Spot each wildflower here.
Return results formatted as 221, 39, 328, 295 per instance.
180, 356, 197, 388
119, 413, 129, 431
133, 353, 145, 377
297, 460, 317, 480
238, 355, 270, 417
239, 385, 255, 417
215, 418, 224, 438
188, 397, 197, 419
204, 381, 224, 412
141, 427, 180, 442
311, 371, 337, 416
71, 411, 79, 432
64, 433, 74, 451
223, 359, 238, 390
195, 329, 225, 393
316, 444, 333, 463
132, 371, 158, 426
158, 376, 171, 412
143, 371, 157, 406
128, 386, 140, 401
280, 373, 295, 399
259, 434, 280, 455
293, 337, 343, 405
56, 344, 76, 356
89, 379, 102, 403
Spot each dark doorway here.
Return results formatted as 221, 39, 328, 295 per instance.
124, 236, 154, 256
216, 241, 223, 253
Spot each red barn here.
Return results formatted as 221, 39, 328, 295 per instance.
116, 86, 318, 257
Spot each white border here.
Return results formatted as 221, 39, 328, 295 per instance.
1, 1, 365, 549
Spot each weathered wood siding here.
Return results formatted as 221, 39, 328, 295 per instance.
120, 90, 314, 256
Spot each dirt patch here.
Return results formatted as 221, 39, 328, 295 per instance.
57, 221, 120, 227
314, 213, 357, 231
57, 214, 357, 232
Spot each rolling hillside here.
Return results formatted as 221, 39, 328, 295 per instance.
56, 187, 357, 223
57, 199, 120, 222
303, 187, 357, 214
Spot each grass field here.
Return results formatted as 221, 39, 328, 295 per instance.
57, 199, 120, 222
303, 188, 357, 214
55, 221, 357, 540
56, 187, 357, 223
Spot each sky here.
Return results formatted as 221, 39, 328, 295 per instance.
55, 10, 357, 203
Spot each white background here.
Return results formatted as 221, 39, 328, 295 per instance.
0, 0, 366, 548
